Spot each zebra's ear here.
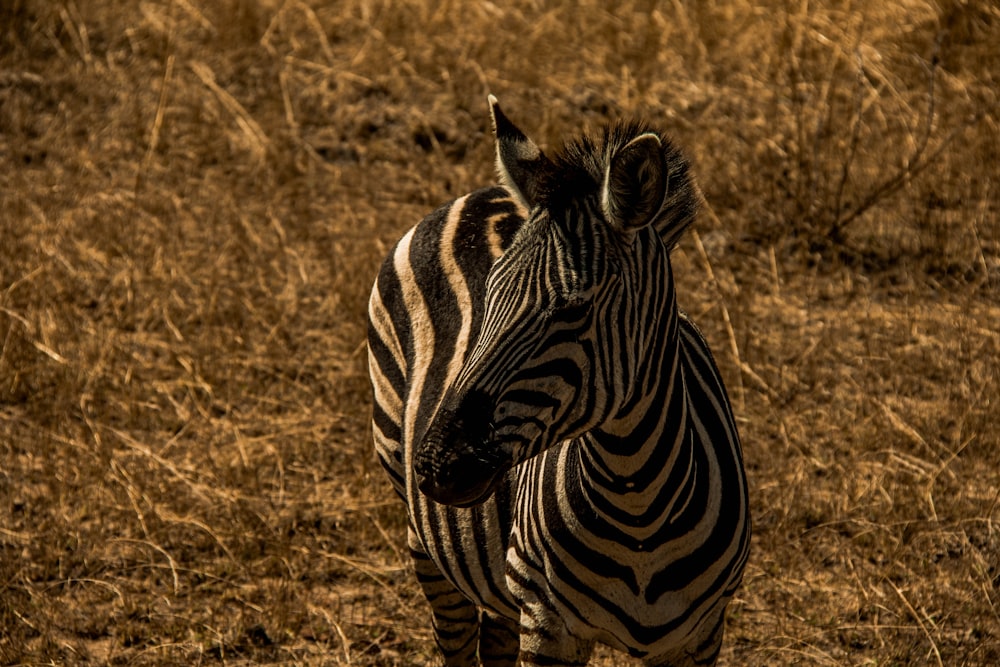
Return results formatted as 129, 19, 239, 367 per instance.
601, 132, 667, 234
489, 95, 549, 208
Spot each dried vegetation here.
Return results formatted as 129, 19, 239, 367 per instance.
1, 0, 998, 665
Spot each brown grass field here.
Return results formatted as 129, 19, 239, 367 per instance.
2, 0, 999, 664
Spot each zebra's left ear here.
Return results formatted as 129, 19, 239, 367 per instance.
489, 95, 550, 208
601, 132, 667, 234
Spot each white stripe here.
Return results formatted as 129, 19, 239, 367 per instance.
368, 275, 406, 384
393, 226, 432, 489
441, 195, 472, 388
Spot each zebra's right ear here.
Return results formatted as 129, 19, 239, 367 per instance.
601, 132, 667, 234
489, 95, 550, 208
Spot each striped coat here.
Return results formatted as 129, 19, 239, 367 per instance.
367, 97, 750, 666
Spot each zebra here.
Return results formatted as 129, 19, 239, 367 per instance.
367, 96, 751, 666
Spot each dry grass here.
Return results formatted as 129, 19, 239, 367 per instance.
1, 0, 998, 664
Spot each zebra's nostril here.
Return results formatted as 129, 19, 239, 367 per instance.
413, 465, 434, 496
412, 456, 431, 484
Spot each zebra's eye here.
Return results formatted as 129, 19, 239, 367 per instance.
551, 292, 592, 320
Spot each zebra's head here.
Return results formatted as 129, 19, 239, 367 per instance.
414, 97, 699, 507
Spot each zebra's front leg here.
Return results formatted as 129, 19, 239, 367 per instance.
409, 529, 480, 666
517, 606, 593, 666
479, 611, 519, 667
512, 583, 593, 666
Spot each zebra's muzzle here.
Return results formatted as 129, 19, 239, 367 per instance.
413, 448, 511, 508
414, 391, 513, 507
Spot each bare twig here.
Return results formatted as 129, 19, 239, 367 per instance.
112, 538, 181, 595
830, 49, 871, 240
889, 582, 944, 667
136, 54, 175, 195
190, 60, 271, 162
829, 35, 982, 240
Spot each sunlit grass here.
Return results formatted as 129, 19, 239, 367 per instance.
1, 0, 998, 664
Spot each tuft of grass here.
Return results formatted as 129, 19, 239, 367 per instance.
1, 1, 998, 665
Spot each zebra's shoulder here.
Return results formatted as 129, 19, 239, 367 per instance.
676, 309, 707, 344
677, 310, 724, 378
677, 310, 740, 430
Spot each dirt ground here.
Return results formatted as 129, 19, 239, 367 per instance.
1, 1, 998, 665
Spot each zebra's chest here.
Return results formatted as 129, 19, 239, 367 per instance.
513, 450, 677, 562
505, 444, 710, 648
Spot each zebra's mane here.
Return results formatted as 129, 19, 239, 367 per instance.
539, 119, 700, 247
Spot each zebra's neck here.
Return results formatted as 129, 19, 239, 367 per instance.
580, 300, 692, 523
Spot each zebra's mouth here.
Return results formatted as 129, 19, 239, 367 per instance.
414, 452, 511, 508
